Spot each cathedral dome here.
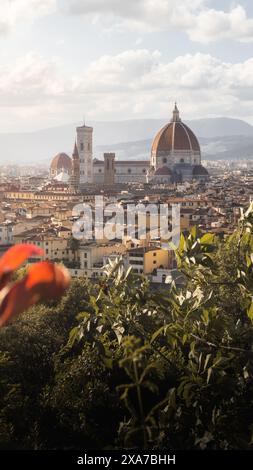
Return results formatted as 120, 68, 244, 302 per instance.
151, 104, 200, 155
50, 152, 72, 178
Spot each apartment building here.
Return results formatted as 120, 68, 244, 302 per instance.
127, 246, 172, 275
0, 223, 13, 245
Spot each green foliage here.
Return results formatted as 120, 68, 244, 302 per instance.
2, 206, 253, 449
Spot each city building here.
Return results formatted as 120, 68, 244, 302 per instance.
0, 222, 13, 246
127, 246, 171, 275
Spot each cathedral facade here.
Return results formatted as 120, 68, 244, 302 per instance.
67, 104, 209, 189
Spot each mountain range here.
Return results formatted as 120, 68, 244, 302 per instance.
1, 117, 253, 165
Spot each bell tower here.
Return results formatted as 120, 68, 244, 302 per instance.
70, 141, 80, 191
76, 122, 93, 185
104, 153, 115, 185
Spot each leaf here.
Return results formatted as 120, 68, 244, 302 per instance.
0, 262, 70, 327
204, 354, 212, 372
67, 327, 79, 347
103, 356, 113, 369
113, 324, 125, 345
178, 233, 185, 256
190, 226, 198, 239
151, 326, 166, 343
182, 334, 188, 345
247, 302, 253, 321
200, 233, 215, 245
207, 367, 212, 384
124, 266, 132, 280
243, 367, 249, 380
201, 309, 209, 326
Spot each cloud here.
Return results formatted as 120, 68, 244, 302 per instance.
2, 1, 253, 44
0, 0, 56, 35
0, 53, 66, 106
74, 49, 253, 96
67, 0, 253, 43
73, 49, 161, 93
1, 48, 253, 129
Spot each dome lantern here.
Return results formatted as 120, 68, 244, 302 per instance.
171, 102, 181, 122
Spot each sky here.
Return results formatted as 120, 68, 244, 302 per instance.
1, 0, 253, 132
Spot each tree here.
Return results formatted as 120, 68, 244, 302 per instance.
2, 206, 253, 450
69, 237, 80, 266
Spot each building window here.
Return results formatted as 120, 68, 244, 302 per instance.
180, 158, 184, 163
163, 157, 167, 164
99, 169, 102, 173
80, 143, 84, 151
88, 143, 90, 151
128, 169, 132, 174
143, 168, 146, 174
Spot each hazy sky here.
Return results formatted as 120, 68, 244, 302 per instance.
1, 0, 253, 132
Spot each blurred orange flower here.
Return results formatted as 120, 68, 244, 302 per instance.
0, 244, 70, 327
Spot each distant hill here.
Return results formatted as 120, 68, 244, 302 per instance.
0, 117, 253, 164
185, 118, 253, 139
97, 135, 253, 161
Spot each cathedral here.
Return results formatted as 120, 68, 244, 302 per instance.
51, 104, 209, 189
148, 104, 209, 184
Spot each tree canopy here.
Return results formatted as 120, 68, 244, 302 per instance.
1, 205, 253, 449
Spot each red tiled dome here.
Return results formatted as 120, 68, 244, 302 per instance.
152, 122, 200, 154
151, 105, 200, 155
50, 153, 72, 172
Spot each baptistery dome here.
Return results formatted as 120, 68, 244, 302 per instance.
50, 152, 72, 178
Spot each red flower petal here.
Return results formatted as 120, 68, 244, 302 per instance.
0, 262, 70, 327
0, 244, 43, 284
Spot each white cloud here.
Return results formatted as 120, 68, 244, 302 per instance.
67, 0, 253, 43
74, 49, 161, 93
74, 50, 253, 97
0, 0, 56, 34
0, 53, 66, 106
1, 48, 253, 129
1, 0, 253, 44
